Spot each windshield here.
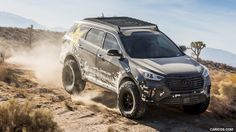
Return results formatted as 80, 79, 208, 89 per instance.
121, 32, 184, 58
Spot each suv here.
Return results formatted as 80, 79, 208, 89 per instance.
60, 17, 211, 118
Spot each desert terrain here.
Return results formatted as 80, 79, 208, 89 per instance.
0, 27, 235, 132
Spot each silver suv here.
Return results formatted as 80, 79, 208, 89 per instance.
60, 17, 211, 119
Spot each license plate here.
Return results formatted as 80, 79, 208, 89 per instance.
183, 98, 190, 103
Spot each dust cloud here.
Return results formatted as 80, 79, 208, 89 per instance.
71, 92, 118, 113
5, 40, 118, 112
7, 40, 62, 87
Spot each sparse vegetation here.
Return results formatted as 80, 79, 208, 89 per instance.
0, 100, 59, 132
0, 26, 63, 47
189, 41, 206, 61
0, 63, 37, 88
209, 71, 236, 118
200, 59, 236, 72
0, 63, 7, 81
0, 54, 4, 64
0, 39, 6, 64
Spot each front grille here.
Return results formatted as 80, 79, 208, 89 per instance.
166, 75, 204, 91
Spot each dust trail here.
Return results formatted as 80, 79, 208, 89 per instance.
71, 91, 119, 113
6, 41, 119, 111
7, 40, 62, 87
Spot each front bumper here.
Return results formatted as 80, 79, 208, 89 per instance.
139, 76, 211, 105
154, 88, 208, 105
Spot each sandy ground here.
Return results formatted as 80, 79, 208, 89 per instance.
0, 64, 235, 132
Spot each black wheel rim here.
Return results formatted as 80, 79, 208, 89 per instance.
63, 65, 74, 87
122, 92, 134, 111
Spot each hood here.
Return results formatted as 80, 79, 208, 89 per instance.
130, 55, 202, 75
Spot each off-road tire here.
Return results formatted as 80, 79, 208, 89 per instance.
62, 59, 86, 95
118, 81, 147, 119
183, 97, 210, 115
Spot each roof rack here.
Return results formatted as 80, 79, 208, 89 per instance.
84, 17, 159, 32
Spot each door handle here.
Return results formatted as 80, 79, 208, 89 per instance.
78, 44, 84, 49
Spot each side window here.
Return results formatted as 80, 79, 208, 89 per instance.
78, 26, 90, 39
85, 29, 105, 47
68, 23, 78, 34
103, 33, 120, 50
72, 25, 90, 42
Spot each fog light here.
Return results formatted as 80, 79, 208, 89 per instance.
154, 89, 165, 102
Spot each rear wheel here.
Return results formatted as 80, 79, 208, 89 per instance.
118, 81, 147, 119
183, 97, 210, 115
62, 59, 86, 95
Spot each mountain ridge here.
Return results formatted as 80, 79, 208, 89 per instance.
0, 11, 67, 31
0, 11, 46, 29
200, 47, 236, 67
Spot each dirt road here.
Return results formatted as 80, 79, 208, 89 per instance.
0, 64, 235, 132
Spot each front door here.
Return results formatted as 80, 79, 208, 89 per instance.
96, 33, 123, 91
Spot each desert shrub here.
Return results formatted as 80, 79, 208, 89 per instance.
209, 73, 236, 118
0, 64, 7, 81
0, 54, 4, 64
0, 100, 59, 132
0, 64, 37, 88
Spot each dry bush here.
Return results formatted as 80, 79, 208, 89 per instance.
209, 71, 236, 118
0, 54, 4, 64
0, 64, 37, 88
0, 64, 7, 80
0, 50, 4, 65
0, 100, 59, 132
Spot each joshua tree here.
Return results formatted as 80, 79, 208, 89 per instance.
189, 41, 206, 61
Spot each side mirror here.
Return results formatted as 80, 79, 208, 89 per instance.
179, 45, 187, 52
107, 49, 123, 57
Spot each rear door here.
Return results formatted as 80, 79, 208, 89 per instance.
78, 28, 105, 80
96, 32, 123, 90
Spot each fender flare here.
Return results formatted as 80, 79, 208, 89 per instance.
118, 72, 143, 97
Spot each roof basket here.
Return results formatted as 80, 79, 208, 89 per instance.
84, 17, 159, 32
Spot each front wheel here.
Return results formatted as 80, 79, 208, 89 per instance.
183, 97, 210, 115
62, 59, 86, 95
118, 81, 147, 119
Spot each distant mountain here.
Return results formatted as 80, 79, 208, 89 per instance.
200, 48, 236, 67
0, 11, 67, 32
50, 27, 67, 32
0, 11, 46, 29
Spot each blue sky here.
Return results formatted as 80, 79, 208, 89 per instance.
0, 0, 236, 54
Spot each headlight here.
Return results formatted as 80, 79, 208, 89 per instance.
202, 65, 209, 78
137, 68, 164, 81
